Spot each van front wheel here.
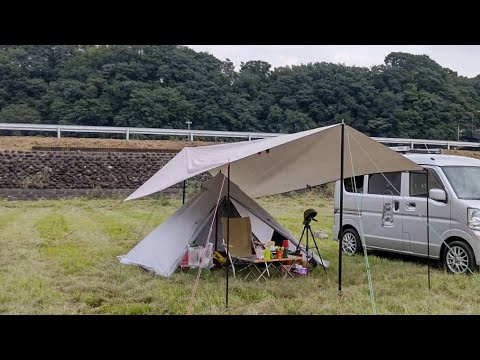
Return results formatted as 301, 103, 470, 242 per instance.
341, 228, 362, 256
443, 240, 476, 274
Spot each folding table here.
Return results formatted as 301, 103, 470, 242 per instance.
237, 255, 304, 281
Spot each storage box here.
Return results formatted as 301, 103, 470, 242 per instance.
199, 243, 214, 268
180, 251, 189, 268
188, 244, 214, 269
292, 266, 308, 276
188, 246, 204, 267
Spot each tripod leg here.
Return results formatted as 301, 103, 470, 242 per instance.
295, 226, 307, 253
309, 226, 327, 275
306, 227, 309, 255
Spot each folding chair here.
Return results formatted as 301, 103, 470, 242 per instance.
221, 217, 258, 279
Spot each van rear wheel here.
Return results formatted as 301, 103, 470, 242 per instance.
443, 240, 476, 274
341, 228, 362, 256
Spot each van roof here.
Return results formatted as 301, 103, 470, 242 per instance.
404, 153, 480, 167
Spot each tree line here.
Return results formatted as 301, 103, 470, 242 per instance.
1, 45, 479, 140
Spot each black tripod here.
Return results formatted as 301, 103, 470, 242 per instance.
295, 222, 327, 275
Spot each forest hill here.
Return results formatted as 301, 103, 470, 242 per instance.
0, 45, 479, 141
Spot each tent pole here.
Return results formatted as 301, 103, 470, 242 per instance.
226, 163, 231, 309
182, 180, 186, 204
426, 169, 431, 290
215, 206, 219, 252
338, 121, 345, 294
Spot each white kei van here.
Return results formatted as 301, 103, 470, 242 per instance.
333, 154, 480, 274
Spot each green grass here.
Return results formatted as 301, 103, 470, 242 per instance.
1, 191, 480, 314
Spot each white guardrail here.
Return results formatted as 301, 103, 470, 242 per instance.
0, 123, 479, 150
0, 123, 279, 141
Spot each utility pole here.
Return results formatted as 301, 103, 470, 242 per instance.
186, 121, 192, 142
476, 110, 480, 137
472, 113, 475, 138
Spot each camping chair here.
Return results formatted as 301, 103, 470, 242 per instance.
221, 217, 258, 279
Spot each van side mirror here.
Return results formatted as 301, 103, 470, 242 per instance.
429, 188, 446, 202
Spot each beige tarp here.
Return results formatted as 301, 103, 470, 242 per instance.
126, 124, 422, 200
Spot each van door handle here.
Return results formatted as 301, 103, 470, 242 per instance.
393, 200, 399, 211
406, 202, 416, 211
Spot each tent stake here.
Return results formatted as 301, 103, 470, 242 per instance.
426, 169, 431, 290
338, 121, 345, 294
226, 163, 231, 309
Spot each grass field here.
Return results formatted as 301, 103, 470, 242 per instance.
1, 189, 480, 315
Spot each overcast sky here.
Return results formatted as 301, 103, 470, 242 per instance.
187, 45, 480, 78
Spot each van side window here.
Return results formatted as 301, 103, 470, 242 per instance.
344, 176, 364, 193
409, 170, 443, 198
368, 172, 401, 196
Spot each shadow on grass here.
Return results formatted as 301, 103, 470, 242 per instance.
366, 249, 445, 270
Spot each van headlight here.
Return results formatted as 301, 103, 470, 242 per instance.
468, 208, 480, 230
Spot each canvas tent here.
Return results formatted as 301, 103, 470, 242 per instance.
119, 172, 327, 277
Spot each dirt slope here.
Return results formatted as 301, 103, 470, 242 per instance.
0, 136, 214, 151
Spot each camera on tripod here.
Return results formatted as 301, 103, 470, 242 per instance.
303, 208, 318, 226
296, 208, 327, 274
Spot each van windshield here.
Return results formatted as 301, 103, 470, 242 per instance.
442, 166, 480, 200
